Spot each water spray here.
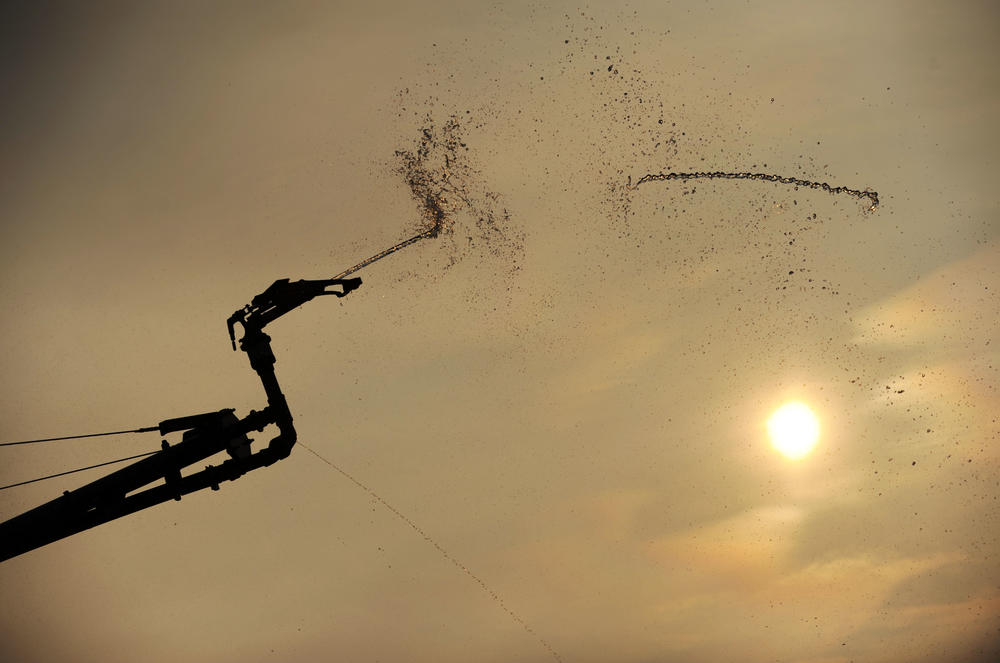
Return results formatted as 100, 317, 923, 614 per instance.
629, 170, 879, 211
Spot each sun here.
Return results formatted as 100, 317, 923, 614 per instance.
767, 401, 820, 460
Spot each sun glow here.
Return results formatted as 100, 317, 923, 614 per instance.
767, 402, 820, 460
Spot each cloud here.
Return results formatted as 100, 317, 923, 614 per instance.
638, 505, 971, 662
852, 240, 998, 353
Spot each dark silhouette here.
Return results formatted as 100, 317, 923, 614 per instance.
0, 276, 362, 562
227, 277, 362, 350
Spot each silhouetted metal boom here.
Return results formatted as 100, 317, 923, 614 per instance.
0, 276, 362, 562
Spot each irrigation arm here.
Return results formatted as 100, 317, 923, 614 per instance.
0, 276, 365, 562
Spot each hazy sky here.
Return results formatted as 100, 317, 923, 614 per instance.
1, 1, 997, 662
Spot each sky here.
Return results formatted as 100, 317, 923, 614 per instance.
1, 1, 998, 661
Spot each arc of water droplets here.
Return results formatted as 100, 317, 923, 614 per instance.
300, 443, 564, 663
629, 171, 879, 211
